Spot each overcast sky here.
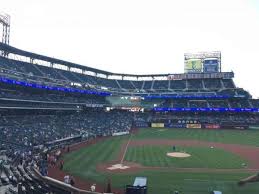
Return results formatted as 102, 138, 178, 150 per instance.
1, 0, 259, 98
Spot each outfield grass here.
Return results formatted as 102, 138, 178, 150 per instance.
63, 136, 125, 182
110, 171, 259, 194
134, 128, 259, 146
63, 128, 259, 194
125, 145, 247, 169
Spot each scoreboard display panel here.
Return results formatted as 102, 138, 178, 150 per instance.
185, 59, 202, 73
203, 59, 219, 73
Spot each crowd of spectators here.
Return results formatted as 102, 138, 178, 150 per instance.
0, 110, 133, 152
0, 106, 258, 193
0, 144, 74, 194
0, 109, 134, 193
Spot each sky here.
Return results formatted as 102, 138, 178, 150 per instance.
1, 0, 259, 98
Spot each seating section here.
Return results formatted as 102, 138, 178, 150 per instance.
59, 70, 81, 83
0, 110, 133, 151
218, 89, 236, 96
143, 81, 153, 90
117, 80, 135, 89
172, 100, 188, 108
131, 81, 144, 90
0, 56, 255, 111
153, 80, 169, 90
0, 57, 251, 97
170, 80, 186, 90
228, 100, 241, 108
1, 154, 79, 194
150, 113, 259, 125
95, 77, 119, 89
0, 78, 255, 110
235, 89, 251, 97
222, 79, 235, 88
0, 58, 42, 77
208, 100, 229, 108
0, 82, 108, 106
187, 79, 203, 90
203, 79, 221, 89
189, 100, 208, 108
250, 99, 259, 108
35, 65, 65, 80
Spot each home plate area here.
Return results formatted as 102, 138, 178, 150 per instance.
107, 163, 130, 170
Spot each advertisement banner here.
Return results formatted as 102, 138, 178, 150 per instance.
204, 124, 220, 129
166, 123, 186, 128
112, 131, 129, 136
185, 59, 202, 73
135, 122, 149, 128
186, 124, 202, 128
151, 123, 165, 128
203, 59, 219, 73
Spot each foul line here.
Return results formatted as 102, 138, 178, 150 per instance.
120, 134, 132, 164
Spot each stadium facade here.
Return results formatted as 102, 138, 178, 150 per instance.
0, 42, 258, 129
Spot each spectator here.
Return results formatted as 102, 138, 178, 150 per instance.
91, 183, 96, 192
70, 176, 75, 186
64, 175, 70, 184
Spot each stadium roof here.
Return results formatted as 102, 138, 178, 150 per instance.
0, 42, 172, 78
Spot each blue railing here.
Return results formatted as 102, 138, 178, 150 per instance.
144, 95, 230, 99
0, 77, 111, 96
153, 107, 259, 112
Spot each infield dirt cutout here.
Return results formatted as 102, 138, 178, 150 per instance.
166, 152, 191, 158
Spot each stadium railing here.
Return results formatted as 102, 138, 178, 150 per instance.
32, 168, 114, 194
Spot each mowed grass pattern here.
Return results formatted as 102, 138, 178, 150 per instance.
63, 136, 125, 181
110, 171, 259, 194
62, 128, 259, 194
134, 128, 259, 146
125, 145, 247, 169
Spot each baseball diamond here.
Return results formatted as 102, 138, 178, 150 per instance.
53, 128, 259, 194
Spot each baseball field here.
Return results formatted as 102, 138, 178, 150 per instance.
56, 128, 259, 194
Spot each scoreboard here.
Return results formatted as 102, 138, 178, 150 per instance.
185, 59, 202, 73
203, 59, 219, 73
184, 51, 221, 73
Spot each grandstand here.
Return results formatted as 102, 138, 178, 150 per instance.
1, 13, 259, 194
0, 43, 257, 110
0, 41, 259, 193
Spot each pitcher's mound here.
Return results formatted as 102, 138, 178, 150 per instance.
167, 152, 191, 158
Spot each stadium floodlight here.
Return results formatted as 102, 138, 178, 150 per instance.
0, 12, 11, 45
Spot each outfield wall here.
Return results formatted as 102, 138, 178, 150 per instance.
135, 122, 249, 129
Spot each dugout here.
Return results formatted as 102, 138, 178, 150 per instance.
125, 177, 147, 194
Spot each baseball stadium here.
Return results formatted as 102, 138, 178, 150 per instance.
1, 6, 259, 194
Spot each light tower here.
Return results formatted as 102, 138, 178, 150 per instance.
0, 12, 10, 45
0, 13, 10, 56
